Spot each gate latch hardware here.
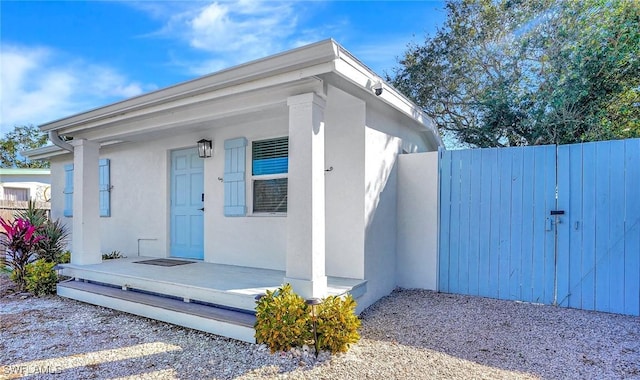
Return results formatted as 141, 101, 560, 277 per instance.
550, 210, 565, 215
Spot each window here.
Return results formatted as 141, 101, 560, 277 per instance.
2, 187, 29, 201
252, 137, 288, 213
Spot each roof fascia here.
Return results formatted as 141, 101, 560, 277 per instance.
22, 145, 67, 160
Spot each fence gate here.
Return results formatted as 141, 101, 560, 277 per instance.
438, 138, 640, 316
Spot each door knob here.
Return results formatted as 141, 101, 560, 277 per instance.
198, 207, 204, 211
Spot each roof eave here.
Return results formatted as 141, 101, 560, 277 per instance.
333, 45, 444, 148
39, 39, 341, 133
21, 145, 67, 160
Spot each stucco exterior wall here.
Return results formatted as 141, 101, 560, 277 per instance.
206, 116, 289, 270
397, 151, 439, 290
356, 104, 433, 311
324, 86, 366, 280
50, 116, 289, 268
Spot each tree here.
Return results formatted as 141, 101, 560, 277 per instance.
391, 0, 640, 147
0, 125, 49, 168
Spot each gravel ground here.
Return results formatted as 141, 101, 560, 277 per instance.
1, 274, 639, 380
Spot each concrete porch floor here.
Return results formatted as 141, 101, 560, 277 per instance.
59, 256, 367, 312
57, 257, 367, 342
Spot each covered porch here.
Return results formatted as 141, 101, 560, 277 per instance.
57, 257, 367, 342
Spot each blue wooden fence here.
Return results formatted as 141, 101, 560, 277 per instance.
439, 138, 640, 316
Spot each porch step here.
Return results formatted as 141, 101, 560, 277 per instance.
58, 280, 256, 343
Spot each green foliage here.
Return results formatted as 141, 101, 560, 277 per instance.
102, 251, 126, 260
25, 259, 58, 296
14, 202, 70, 263
255, 284, 361, 355
391, 0, 640, 147
58, 251, 71, 264
14, 200, 48, 229
0, 217, 44, 291
255, 284, 312, 353
0, 125, 49, 168
35, 219, 70, 263
315, 295, 361, 353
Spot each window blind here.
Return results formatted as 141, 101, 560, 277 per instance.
252, 137, 288, 175
253, 178, 288, 213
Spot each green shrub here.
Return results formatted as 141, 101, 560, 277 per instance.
58, 251, 71, 264
25, 259, 58, 296
35, 219, 70, 263
254, 283, 312, 353
315, 295, 361, 353
14, 200, 48, 229
102, 250, 126, 260
255, 284, 361, 355
14, 201, 70, 264
1, 217, 45, 291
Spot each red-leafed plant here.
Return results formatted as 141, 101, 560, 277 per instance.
0, 217, 45, 291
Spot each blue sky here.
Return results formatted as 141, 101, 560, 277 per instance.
0, 1, 446, 135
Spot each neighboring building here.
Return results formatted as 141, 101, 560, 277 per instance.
0, 168, 51, 202
25, 40, 442, 342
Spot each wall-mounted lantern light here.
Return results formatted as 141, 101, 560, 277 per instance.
197, 139, 212, 158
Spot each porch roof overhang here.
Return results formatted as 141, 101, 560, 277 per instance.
24, 39, 443, 159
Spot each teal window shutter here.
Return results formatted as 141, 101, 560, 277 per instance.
63, 164, 74, 217
99, 159, 111, 217
224, 137, 247, 216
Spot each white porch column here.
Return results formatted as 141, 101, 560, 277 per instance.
284, 93, 327, 299
71, 139, 101, 265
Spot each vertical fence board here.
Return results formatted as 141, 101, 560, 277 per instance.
594, 142, 611, 312
556, 144, 572, 307
580, 142, 597, 311
457, 149, 473, 294
520, 148, 535, 303
497, 149, 513, 299
542, 146, 557, 305
488, 149, 501, 299
438, 149, 452, 292
624, 139, 640, 316
608, 140, 626, 314
449, 151, 463, 294
468, 149, 483, 295
509, 148, 524, 300
478, 149, 494, 297
567, 144, 584, 309
532, 147, 549, 303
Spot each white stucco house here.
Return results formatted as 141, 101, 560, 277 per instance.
0, 168, 51, 202
25, 39, 442, 342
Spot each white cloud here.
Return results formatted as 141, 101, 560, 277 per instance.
187, 1, 296, 56
145, 1, 305, 70
126, 1, 365, 76
0, 44, 154, 134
